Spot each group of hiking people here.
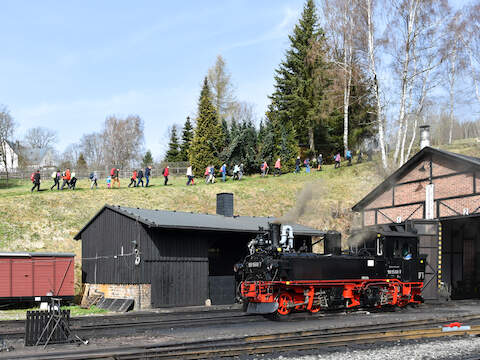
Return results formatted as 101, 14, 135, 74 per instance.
201, 163, 244, 185
29, 149, 371, 192
30, 168, 78, 192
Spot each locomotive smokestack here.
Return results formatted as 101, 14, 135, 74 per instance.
270, 223, 281, 247
419, 125, 430, 149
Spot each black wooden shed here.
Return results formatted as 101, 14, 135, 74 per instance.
74, 194, 325, 308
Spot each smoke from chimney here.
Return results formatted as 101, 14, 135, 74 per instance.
419, 125, 431, 149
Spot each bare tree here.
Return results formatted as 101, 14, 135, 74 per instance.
24, 126, 57, 150
358, 0, 387, 169
321, 0, 356, 156
443, 12, 465, 144
61, 143, 80, 169
207, 55, 237, 120
0, 106, 16, 184
79, 132, 104, 169
102, 115, 144, 168
460, 2, 480, 105
231, 101, 257, 124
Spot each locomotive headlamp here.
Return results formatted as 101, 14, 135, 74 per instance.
420, 260, 424, 263
277, 247, 282, 252
377, 233, 381, 238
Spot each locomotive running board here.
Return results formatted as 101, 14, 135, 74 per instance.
247, 302, 279, 314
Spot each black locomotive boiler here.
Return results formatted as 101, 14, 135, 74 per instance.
235, 223, 426, 318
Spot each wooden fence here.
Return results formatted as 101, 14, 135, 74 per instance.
0, 162, 189, 181
25, 310, 71, 346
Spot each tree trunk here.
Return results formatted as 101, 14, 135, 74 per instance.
308, 127, 315, 155
393, 0, 418, 165
448, 48, 457, 145
366, 0, 387, 169
343, 1, 353, 156
406, 116, 418, 160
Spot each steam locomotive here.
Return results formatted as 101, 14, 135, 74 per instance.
234, 223, 426, 318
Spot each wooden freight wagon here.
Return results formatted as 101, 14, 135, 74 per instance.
0, 252, 75, 304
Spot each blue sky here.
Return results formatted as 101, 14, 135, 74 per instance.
0, 1, 304, 159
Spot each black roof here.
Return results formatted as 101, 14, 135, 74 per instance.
74, 205, 327, 240
352, 146, 480, 212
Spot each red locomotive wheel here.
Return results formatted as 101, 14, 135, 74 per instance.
277, 293, 292, 316
309, 304, 321, 313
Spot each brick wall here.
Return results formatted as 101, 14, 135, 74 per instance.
435, 174, 473, 199
85, 283, 151, 310
365, 189, 393, 210
394, 180, 428, 206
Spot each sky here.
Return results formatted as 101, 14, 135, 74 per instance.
0, 1, 305, 159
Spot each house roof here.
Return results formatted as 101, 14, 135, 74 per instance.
23, 148, 52, 165
352, 146, 480, 212
74, 204, 327, 240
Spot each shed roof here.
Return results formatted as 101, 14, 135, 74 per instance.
74, 204, 327, 240
352, 146, 480, 212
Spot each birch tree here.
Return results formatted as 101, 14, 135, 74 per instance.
461, 2, 480, 105
359, 0, 387, 169
322, 0, 356, 156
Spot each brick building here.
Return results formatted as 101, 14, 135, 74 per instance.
353, 145, 480, 300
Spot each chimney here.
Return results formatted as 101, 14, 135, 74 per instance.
216, 193, 234, 217
419, 125, 431, 149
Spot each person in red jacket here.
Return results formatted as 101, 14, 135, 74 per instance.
61, 168, 71, 190
162, 166, 169, 186
274, 158, 281, 176
128, 170, 137, 188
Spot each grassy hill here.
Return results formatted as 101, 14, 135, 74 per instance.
2, 139, 480, 294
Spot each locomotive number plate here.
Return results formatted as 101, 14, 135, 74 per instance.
248, 262, 261, 268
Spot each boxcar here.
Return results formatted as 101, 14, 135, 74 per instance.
0, 252, 75, 304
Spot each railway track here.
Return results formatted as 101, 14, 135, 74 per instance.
6, 317, 480, 359
0, 310, 261, 339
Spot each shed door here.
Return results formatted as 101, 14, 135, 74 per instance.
409, 220, 439, 300
151, 259, 208, 307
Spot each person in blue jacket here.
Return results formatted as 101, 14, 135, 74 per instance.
346, 149, 352, 166
145, 165, 152, 187
220, 163, 227, 182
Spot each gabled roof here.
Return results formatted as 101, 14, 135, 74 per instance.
74, 205, 327, 240
352, 146, 480, 212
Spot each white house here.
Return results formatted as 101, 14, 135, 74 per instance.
23, 148, 56, 169
0, 141, 19, 172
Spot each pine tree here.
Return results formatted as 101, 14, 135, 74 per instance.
142, 150, 153, 167
179, 116, 194, 161
164, 125, 181, 162
268, 0, 328, 153
189, 77, 223, 175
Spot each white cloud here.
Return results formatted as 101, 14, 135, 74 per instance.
223, 6, 300, 51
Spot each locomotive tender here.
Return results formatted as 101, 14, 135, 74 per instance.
235, 223, 426, 318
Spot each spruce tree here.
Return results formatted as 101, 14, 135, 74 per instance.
179, 116, 194, 161
142, 150, 154, 167
268, 0, 328, 153
164, 125, 181, 162
189, 77, 223, 175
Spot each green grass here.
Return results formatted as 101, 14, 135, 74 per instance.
1, 138, 479, 299
0, 305, 107, 321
